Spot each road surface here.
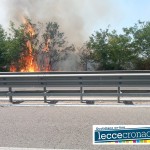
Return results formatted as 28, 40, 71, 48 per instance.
0, 106, 150, 149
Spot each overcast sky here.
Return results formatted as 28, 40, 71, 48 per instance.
0, 0, 150, 44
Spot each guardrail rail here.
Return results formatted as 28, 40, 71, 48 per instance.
0, 71, 150, 103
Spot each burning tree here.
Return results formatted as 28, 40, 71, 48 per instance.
9, 19, 74, 72
9, 18, 39, 72
39, 22, 75, 71
19, 18, 39, 72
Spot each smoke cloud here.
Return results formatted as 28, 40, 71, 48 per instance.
2, 0, 122, 71
3, 0, 120, 46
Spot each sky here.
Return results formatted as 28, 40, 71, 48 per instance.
0, 0, 150, 45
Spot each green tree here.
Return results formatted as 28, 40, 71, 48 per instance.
6, 22, 25, 70
108, 31, 136, 70
0, 25, 8, 71
133, 21, 150, 58
87, 28, 136, 70
123, 21, 150, 69
87, 28, 110, 70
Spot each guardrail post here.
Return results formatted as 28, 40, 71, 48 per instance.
44, 87, 47, 103
117, 86, 120, 103
9, 87, 13, 103
79, 77, 83, 103
80, 86, 83, 103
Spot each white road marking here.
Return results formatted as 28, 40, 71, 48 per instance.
1, 104, 150, 107
0, 147, 78, 150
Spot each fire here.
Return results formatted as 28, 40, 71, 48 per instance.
10, 64, 16, 72
43, 38, 50, 52
10, 17, 51, 72
22, 17, 35, 37
20, 19, 39, 72
41, 37, 51, 71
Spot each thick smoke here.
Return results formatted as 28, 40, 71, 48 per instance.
3, 0, 121, 71
4, 0, 119, 46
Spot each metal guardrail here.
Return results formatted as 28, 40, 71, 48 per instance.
0, 71, 150, 103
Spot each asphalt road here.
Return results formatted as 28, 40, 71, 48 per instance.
0, 106, 150, 150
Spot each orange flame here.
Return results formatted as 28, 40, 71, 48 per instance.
42, 37, 51, 71
10, 17, 51, 72
22, 17, 35, 37
20, 18, 39, 72
43, 38, 50, 52
10, 64, 16, 72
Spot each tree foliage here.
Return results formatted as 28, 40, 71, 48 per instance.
0, 20, 74, 72
5, 20, 39, 71
6, 22, 25, 70
0, 25, 7, 71
79, 43, 92, 71
87, 21, 150, 70
123, 21, 150, 69
1, 20, 150, 72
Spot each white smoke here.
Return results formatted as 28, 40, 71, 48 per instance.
2, 0, 122, 71
3, 0, 121, 46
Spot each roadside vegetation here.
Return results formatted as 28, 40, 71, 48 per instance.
0, 20, 150, 71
